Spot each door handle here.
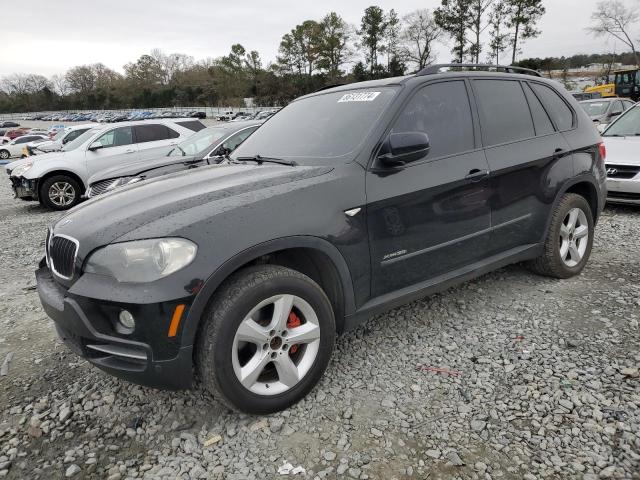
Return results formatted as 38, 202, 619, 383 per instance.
125, 149, 135, 154
553, 148, 565, 159
465, 169, 489, 182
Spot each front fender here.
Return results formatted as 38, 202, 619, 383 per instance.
179, 235, 356, 347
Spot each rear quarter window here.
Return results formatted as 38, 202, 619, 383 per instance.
530, 83, 575, 131
134, 124, 179, 143
176, 120, 206, 132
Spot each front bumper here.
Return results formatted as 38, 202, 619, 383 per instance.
606, 176, 640, 205
36, 264, 194, 389
10, 176, 38, 200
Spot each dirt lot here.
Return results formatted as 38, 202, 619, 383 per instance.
0, 178, 638, 480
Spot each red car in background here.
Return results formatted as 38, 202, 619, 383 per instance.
6, 128, 30, 140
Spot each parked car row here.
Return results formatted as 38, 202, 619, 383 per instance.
217, 109, 279, 122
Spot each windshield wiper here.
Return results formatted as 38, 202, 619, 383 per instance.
235, 155, 297, 166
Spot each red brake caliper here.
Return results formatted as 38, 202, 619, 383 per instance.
287, 312, 302, 354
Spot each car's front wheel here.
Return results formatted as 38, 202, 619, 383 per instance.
0, 150, 9, 160
197, 265, 335, 414
39, 175, 82, 211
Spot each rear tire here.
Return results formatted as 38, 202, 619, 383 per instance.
39, 175, 82, 211
196, 265, 335, 414
528, 193, 594, 278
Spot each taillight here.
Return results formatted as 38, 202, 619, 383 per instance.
598, 142, 606, 163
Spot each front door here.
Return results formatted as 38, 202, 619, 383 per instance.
85, 126, 139, 179
366, 80, 492, 297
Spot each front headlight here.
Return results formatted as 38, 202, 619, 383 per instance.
11, 162, 33, 177
84, 238, 197, 283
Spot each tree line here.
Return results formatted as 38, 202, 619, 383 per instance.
1, 1, 551, 113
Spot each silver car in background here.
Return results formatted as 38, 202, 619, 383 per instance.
601, 103, 640, 205
7, 118, 204, 210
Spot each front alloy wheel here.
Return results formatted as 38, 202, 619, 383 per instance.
40, 175, 82, 211
197, 265, 335, 414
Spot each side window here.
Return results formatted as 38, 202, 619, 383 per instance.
95, 127, 133, 148
65, 129, 86, 142
622, 100, 634, 110
176, 120, 206, 132
392, 80, 475, 159
611, 101, 624, 115
474, 80, 535, 146
530, 83, 575, 131
134, 124, 178, 143
221, 127, 258, 152
523, 83, 555, 136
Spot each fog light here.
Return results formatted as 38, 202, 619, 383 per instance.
118, 310, 135, 331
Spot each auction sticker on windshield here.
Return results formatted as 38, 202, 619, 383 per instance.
337, 92, 381, 103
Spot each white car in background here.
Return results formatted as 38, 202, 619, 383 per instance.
601, 103, 640, 205
31, 123, 97, 154
7, 118, 204, 210
0, 134, 49, 160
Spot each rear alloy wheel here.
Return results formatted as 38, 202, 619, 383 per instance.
40, 175, 82, 211
528, 193, 594, 278
0, 150, 9, 160
197, 265, 335, 414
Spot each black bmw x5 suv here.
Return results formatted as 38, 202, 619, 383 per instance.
37, 65, 606, 413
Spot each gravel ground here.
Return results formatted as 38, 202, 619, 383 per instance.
0, 179, 639, 480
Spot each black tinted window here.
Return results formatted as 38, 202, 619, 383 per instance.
523, 83, 555, 136
134, 124, 178, 143
392, 81, 474, 158
530, 83, 574, 131
474, 80, 535, 146
177, 120, 206, 132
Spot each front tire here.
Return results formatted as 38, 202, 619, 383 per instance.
39, 175, 82, 211
528, 193, 594, 278
196, 265, 335, 414
0, 150, 9, 160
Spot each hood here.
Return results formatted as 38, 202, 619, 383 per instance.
88, 153, 198, 185
53, 162, 332, 255
14, 151, 70, 176
603, 136, 640, 166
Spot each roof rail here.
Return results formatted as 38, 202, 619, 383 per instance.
417, 63, 543, 78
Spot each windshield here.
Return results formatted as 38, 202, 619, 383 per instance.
62, 127, 100, 151
231, 87, 399, 161
603, 106, 640, 137
580, 101, 609, 116
168, 126, 229, 157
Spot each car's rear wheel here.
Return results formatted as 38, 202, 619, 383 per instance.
197, 265, 335, 414
528, 193, 594, 278
39, 175, 82, 211
0, 150, 9, 160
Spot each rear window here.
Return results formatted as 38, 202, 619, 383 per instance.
176, 120, 206, 132
530, 83, 574, 131
134, 124, 180, 143
474, 80, 535, 146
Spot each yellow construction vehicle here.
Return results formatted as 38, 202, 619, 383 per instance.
584, 68, 640, 101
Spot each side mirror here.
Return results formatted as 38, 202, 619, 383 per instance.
88, 142, 103, 151
379, 132, 430, 167
610, 110, 622, 117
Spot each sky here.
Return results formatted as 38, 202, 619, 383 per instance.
2, 0, 637, 77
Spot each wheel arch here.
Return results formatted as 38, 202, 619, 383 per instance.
181, 236, 357, 347
37, 170, 86, 199
542, 175, 601, 242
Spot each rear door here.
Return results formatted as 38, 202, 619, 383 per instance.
85, 126, 139, 179
473, 79, 573, 254
134, 124, 181, 162
366, 79, 491, 297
